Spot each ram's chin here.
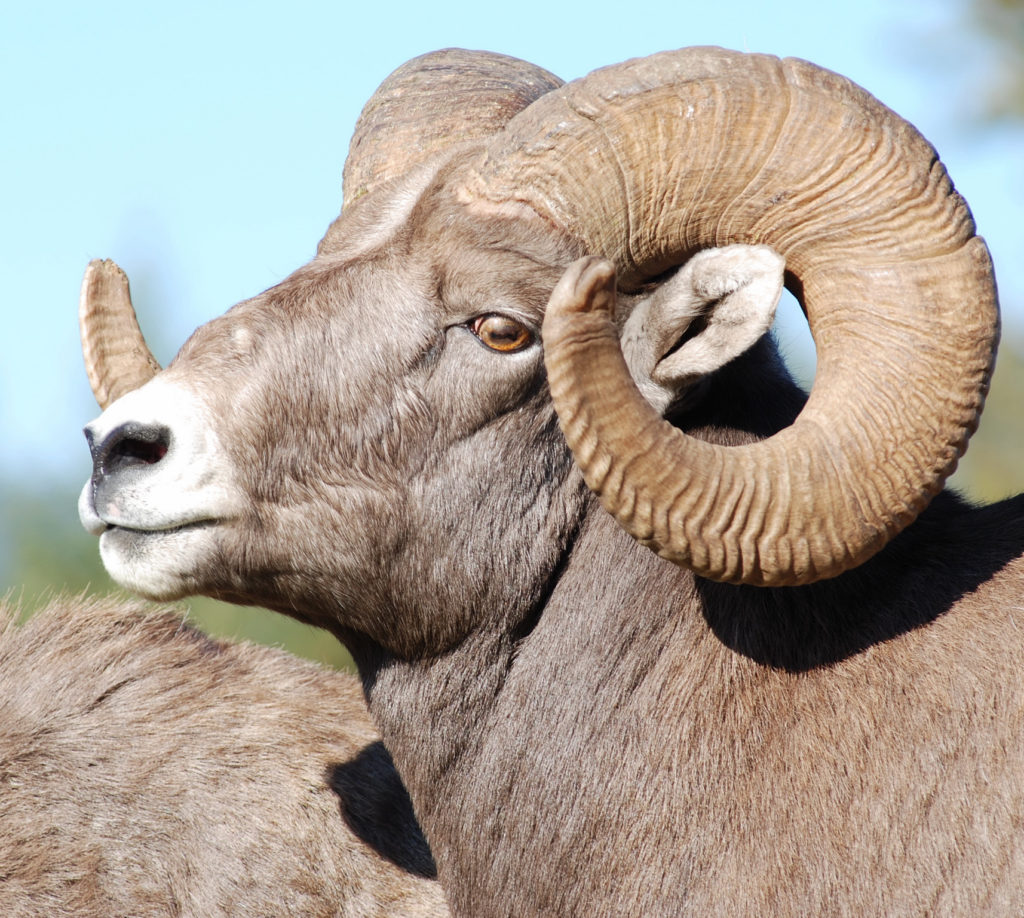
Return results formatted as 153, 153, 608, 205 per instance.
99, 525, 216, 600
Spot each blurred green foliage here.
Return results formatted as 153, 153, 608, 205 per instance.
969, 0, 1024, 119
951, 337, 1024, 502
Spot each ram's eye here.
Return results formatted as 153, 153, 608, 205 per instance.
470, 314, 534, 353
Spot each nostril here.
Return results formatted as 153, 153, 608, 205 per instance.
93, 423, 171, 476
111, 436, 168, 466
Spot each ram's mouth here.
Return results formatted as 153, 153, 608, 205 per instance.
78, 460, 238, 543
97, 520, 222, 558
100, 519, 218, 535
93, 514, 225, 601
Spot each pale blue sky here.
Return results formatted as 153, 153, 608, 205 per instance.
1, 0, 1021, 491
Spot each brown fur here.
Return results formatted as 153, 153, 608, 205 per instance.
0, 595, 448, 918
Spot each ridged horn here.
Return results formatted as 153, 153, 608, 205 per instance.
341, 48, 563, 211
80, 259, 161, 410
460, 47, 999, 586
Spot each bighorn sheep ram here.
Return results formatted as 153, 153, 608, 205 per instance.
0, 596, 447, 917
77, 47, 1024, 915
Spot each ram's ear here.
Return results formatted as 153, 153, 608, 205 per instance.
621, 245, 785, 414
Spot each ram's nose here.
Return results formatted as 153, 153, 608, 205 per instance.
86, 421, 171, 483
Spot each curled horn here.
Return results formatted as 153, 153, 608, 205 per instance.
79, 259, 161, 410
341, 48, 563, 210
461, 47, 999, 586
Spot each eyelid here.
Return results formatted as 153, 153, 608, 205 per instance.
462, 307, 537, 329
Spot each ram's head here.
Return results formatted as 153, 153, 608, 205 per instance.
79, 48, 998, 654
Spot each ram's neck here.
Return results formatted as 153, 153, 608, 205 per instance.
355, 626, 514, 811
346, 510, 714, 914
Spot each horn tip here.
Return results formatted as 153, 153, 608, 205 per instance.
83, 257, 127, 283
80, 259, 131, 313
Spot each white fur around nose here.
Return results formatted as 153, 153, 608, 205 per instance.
79, 376, 240, 534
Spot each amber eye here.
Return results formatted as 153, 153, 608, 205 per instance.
470, 314, 534, 353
